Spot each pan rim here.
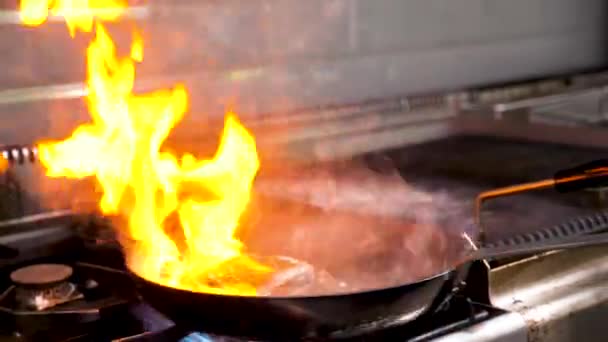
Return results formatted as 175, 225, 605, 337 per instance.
129, 220, 478, 300
130, 264, 462, 300
129, 227, 478, 300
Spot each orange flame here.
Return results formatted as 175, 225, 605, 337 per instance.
0, 157, 7, 174
20, 0, 127, 36
21, 1, 271, 295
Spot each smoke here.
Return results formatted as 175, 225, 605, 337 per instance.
29, 164, 101, 214
244, 158, 474, 296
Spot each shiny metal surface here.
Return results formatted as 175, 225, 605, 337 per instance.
430, 312, 527, 342
493, 87, 605, 116
2, 1, 605, 105
491, 245, 608, 342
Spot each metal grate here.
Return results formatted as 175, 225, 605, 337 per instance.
485, 211, 608, 248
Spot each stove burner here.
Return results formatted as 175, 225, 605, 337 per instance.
10, 264, 83, 311
10, 264, 73, 287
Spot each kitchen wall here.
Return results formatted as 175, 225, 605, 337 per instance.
0, 0, 606, 213
0, 0, 606, 140
0, 1, 606, 110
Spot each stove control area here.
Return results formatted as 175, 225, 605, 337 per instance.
492, 245, 608, 342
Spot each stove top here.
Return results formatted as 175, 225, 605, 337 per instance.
0, 216, 511, 342
3, 135, 608, 341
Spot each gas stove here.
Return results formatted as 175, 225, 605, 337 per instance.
0, 212, 527, 342
2, 135, 608, 342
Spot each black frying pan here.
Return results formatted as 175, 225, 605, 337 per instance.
131, 159, 608, 341
130, 229, 608, 341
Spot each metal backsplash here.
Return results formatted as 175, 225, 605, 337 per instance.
0, 0, 606, 113
0, 0, 607, 172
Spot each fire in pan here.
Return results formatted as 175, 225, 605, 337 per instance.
4, 143, 608, 340
127, 159, 608, 341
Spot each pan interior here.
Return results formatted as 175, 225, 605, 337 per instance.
238, 205, 469, 296
126, 161, 477, 298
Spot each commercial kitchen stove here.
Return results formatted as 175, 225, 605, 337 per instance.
0, 215, 526, 342
2, 135, 608, 342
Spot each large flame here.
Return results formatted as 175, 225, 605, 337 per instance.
20, 1, 271, 295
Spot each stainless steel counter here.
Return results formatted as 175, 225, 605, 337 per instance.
490, 246, 608, 342
432, 312, 528, 342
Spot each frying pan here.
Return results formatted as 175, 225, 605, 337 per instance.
0, 141, 599, 339
130, 228, 608, 341
130, 159, 608, 341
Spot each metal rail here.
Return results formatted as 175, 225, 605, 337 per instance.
475, 171, 608, 243
492, 87, 606, 115
0, 6, 150, 25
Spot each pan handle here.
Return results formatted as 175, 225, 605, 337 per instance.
475, 159, 608, 243
553, 159, 608, 193
475, 231, 608, 260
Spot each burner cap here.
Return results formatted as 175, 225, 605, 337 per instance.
10, 264, 73, 288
